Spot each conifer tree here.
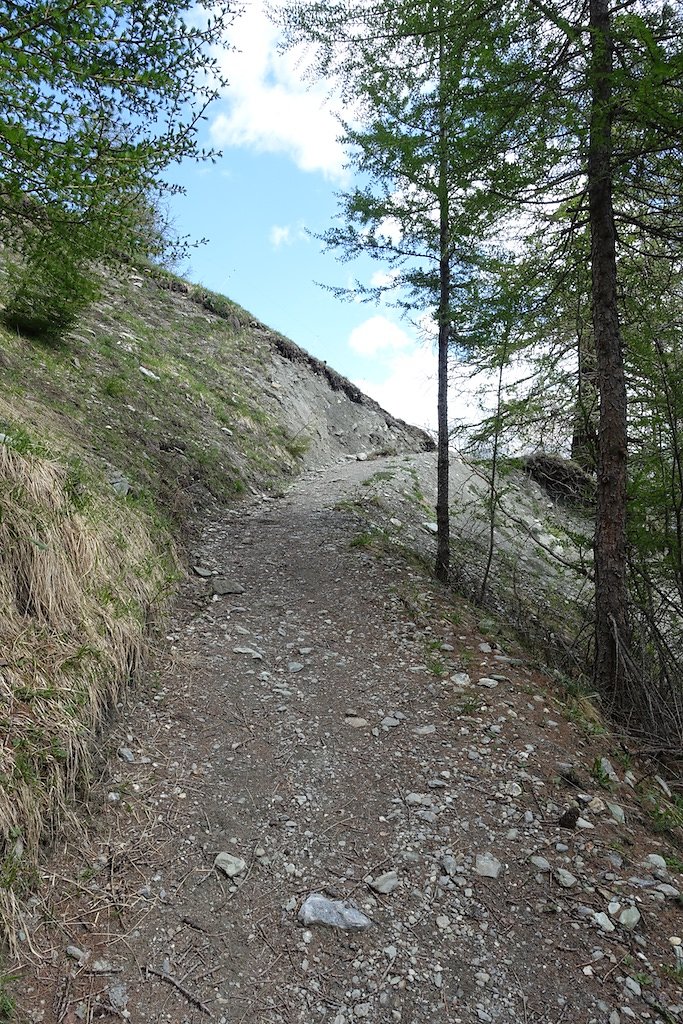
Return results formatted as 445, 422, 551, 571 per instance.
281, 0, 683, 722
0, 1, 235, 336
280, 0, 508, 581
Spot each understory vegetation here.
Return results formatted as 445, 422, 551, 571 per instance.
0, 439, 177, 950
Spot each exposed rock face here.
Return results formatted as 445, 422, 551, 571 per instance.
265, 335, 434, 467
157, 270, 435, 471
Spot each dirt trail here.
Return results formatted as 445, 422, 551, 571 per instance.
12, 455, 683, 1024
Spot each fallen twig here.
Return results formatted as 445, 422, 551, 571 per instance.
144, 965, 214, 1017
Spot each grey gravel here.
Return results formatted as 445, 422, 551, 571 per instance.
14, 449, 683, 1024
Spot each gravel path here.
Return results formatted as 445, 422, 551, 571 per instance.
12, 456, 683, 1024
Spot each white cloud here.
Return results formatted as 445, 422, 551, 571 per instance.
348, 316, 413, 357
369, 269, 399, 289
356, 350, 490, 433
210, 5, 347, 179
376, 216, 403, 245
348, 316, 489, 432
269, 222, 310, 248
270, 224, 291, 247
355, 346, 438, 430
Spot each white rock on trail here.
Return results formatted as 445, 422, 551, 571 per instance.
298, 894, 372, 931
214, 852, 247, 878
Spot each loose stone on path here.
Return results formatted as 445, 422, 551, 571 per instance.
345, 715, 369, 728
214, 852, 247, 878
369, 870, 399, 894
474, 853, 503, 879
298, 894, 372, 931
233, 646, 263, 660
554, 868, 578, 888
212, 578, 245, 595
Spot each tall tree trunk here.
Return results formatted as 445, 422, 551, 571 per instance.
436, 243, 450, 582
435, 24, 450, 583
571, 323, 598, 473
588, 0, 630, 699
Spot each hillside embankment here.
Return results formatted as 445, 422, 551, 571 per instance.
0, 266, 681, 1022
0, 266, 433, 949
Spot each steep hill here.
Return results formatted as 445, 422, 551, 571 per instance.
0, 265, 432, 936
1, 269, 433, 524
1, 266, 682, 1024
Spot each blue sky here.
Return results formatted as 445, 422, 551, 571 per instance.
165, 2, 452, 431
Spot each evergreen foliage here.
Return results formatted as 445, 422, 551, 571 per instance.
3, 230, 100, 341
0, 1, 235, 338
278, 0, 683, 749
280, 0, 515, 581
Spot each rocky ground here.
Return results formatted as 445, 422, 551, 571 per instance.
10, 453, 683, 1024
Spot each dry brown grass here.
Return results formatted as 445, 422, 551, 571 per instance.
0, 441, 177, 950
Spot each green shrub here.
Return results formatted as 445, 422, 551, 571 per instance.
2, 240, 99, 343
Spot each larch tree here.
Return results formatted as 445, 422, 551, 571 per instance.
492, 0, 683, 704
0, 0, 236, 337
279, 0, 510, 582
281, 0, 683, 727
442, 0, 683, 707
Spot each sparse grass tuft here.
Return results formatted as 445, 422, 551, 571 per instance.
646, 793, 683, 836
555, 674, 608, 736
665, 853, 683, 873
449, 694, 482, 716
282, 430, 311, 460
362, 470, 395, 487
101, 374, 127, 398
425, 653, 446, 678
0, 974, 16, 1021
565, 696, 607, 736
350, 530, 378, 549
591, 756, 615, 790
0, 442, 178, 949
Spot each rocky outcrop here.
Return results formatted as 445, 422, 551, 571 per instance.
265, 335, 434, 467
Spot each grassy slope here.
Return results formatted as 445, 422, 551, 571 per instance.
0, 267, 326, 941
0, 269, 308, 520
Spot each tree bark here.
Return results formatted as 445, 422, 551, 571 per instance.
588, 0, 630, 699
571, 324, 598, 473
435, 243, 450, 582
435, 22, 450, 583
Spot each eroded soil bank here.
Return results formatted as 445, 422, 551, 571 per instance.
11, 455, 683, 1024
